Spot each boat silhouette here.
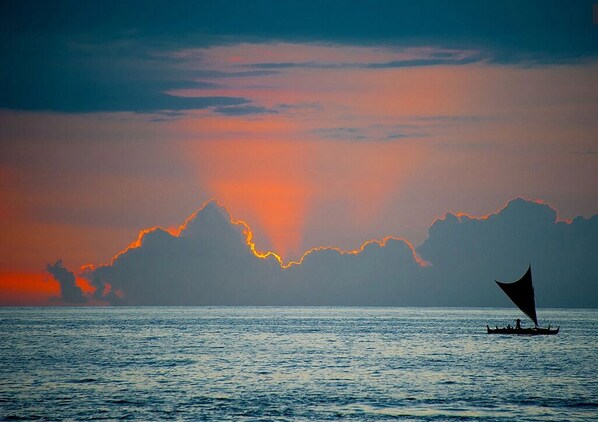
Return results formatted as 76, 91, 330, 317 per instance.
487, 265, 559, 335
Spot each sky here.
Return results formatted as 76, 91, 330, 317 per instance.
1, 1, 597, 306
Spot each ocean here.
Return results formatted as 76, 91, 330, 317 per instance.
1, 307, 596, 420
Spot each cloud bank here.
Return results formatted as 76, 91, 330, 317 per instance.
46, 198, 597, 307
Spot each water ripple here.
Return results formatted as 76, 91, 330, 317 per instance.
0, 307, 596, 420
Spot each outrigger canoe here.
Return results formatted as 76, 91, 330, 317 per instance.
487, 325, 559, 335
487, 265, 559, 335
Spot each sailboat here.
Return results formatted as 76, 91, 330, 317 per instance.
487, 265, 559, 335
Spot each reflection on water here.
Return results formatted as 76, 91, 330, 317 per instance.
1, 307, 596, 420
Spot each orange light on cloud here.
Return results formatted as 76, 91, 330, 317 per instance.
110, 226, 177, 264
187, 136, 313, 259
106, 199, 427, 273
76, 276, 96, 296
212, 180, 309, 259
284, 235, 429, 269
434, 197, 566, 226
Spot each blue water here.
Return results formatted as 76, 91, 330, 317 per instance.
1, 307, 596, 421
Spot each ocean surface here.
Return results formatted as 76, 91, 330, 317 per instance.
1, 307, 596, 421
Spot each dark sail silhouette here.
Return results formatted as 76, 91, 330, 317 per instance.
487, 265, 559, 335
495, 265, 538, 327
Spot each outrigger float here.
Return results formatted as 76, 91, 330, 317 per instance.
487, 265, 559, 335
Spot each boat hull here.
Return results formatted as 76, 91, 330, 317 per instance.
486, 325, 559, 335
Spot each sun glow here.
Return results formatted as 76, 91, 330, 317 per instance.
183, 132, 425, 260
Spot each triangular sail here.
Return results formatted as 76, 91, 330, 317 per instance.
495, 265, 538, 327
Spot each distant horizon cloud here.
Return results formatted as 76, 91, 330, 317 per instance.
44, 198, 598, 308
45, 260, 87, 304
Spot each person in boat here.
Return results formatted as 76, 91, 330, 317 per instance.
507, 324, 511, 329
515, 318, 522, 330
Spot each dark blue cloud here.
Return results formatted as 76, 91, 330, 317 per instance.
82, 198, 598, 307
1, 0, 596, 113
417, 198, 598, 308
46, 259, 87, 303
4, 1, 595, 57
87, 202, 282, 305
1, 72, 251, 113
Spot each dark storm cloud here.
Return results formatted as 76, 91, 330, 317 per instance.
1, 0, 596, 113
46, 259, 87, 303
83, 199, 598, 307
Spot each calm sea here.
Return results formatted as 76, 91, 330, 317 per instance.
1, 307, 596, 421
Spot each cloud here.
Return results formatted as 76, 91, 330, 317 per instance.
80, 198, 598, 308
417, 198, 598, 308
2, 83, 252, 113
213, 105, 278, 116
310, 127, 370, 141
2, 1, 596, 113
310, 126, 429, 142
281, 238, 428, 306
570, 150, 598, 155
87, 201, 283, 305
6, 1, 594, 60
415, 115, 485, 124
0, 34, 257, 113
193, 70, 282, 79
84, 200, 427, 305
46, 259, 87, 303
246, 55, 486, 70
